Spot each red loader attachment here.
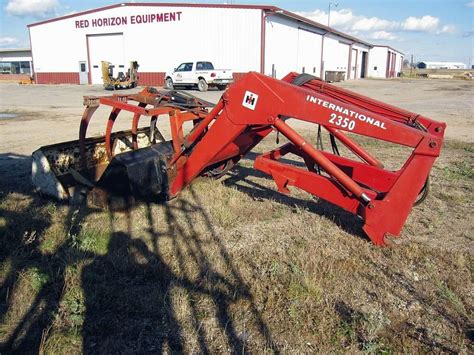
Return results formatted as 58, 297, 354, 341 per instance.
32, 72, 446, 245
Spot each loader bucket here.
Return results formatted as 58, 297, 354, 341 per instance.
87, 141, 174, 209
32, 127, 157, 201
31, 88, 212, 206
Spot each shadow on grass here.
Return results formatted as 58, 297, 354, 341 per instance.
364, 259, 469, 353
224, 153, 368, 242
0, 153, 279, 353
81, 188, 278, 353
0, 153, 96, 353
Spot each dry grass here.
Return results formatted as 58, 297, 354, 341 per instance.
0, 132, 473, 354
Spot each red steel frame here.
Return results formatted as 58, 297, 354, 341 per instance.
79, 89, 208, 169
80, 72, 445, 246
168, 72, 445, 245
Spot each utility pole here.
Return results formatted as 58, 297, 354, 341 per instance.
328, 2, 338, 27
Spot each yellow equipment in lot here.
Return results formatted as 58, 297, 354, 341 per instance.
101, 61, 139, 90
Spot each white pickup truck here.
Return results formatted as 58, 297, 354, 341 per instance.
165, 61, 233, 92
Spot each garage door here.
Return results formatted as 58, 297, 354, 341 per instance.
87, 33, 125, 84
297, 28, 322, 76
351, 48, 357, 79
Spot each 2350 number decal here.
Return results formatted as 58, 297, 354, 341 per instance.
329, 113, 356, 131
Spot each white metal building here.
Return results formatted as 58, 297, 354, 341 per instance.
28, 3, 378, 85
0, 48, 33, 80
417, 61, 466, 69
367, 45, 404, 79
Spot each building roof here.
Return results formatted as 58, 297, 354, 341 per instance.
372, 45, 404, 56
27, 2, 372, 47
271, 9, 372, 47
0, 48, 32, 53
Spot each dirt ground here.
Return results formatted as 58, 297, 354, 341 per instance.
0, 78, 473, 353
339, 79, 473, 143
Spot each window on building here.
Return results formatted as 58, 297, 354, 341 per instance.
0, 62, 10, 74
11, 62, 20, 74
0, 61, 31, 75
20, 62, 31, 74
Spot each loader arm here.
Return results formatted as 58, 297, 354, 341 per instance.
32, 72, 446, 246
169, 72, 445, 245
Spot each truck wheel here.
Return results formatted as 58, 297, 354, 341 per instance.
217, 84, 227, 91
165, 77, 174, 90
198, 78, 208, 92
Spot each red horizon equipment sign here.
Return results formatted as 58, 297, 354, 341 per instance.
75, 11, 182, 28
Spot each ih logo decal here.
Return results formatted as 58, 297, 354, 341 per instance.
242, 91, 259, 110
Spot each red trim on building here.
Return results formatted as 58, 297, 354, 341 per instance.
354, 49, 359, 79
32, 72, 245, 86
86, 35, 92, 84
390, 52, 396, 78
27, 2, 371, 47
27, 27, 36, 83
36, 72, 80, 84
28, 3, 277, 28
0, 74, 31, 82
137, 72, 165, 86
347, 44, 353, 80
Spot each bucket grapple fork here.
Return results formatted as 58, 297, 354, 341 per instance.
168, 72, 445, 245
32, 72, 446, 246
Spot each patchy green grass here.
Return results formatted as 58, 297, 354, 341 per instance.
25, 267, 51, 292
74, 229, 110, 255
444, 161, 474, 180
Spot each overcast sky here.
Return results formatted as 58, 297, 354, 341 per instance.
0, 0, 473, 65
